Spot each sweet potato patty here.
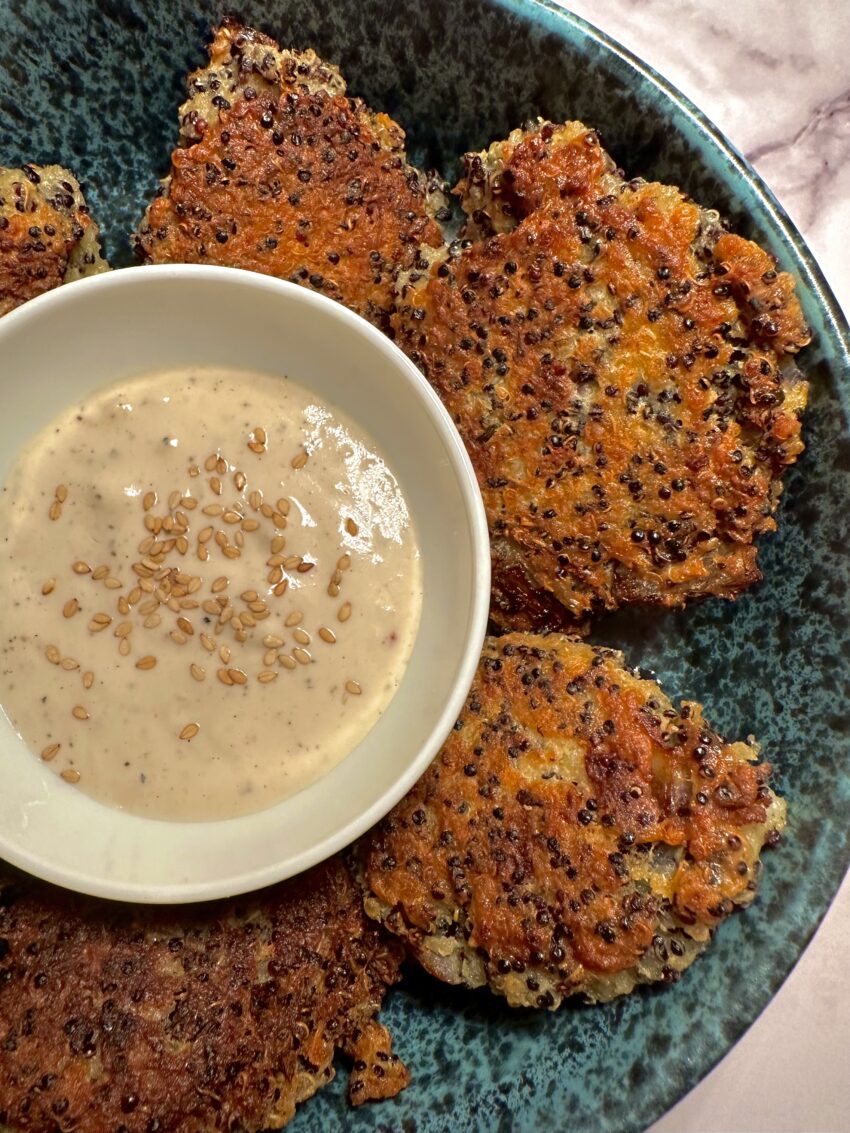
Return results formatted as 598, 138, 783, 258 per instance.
0, 164, 107, 317
134, 19, 447, 329
393, 121, 810, 630
360, 633, 785, 1006
0, 856, 408, 1132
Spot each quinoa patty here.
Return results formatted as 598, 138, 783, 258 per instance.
394, 121, 810, 630
0, 856, 408, 1132
360, 634, 785, 1006
0, 164, 107, 317
134, 19, 448, 329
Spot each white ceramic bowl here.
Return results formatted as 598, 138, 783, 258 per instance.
0, 265, 490, 903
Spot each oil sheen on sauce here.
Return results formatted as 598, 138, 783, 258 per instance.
0, 367, 422, 821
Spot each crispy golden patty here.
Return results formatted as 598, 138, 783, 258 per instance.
134, 19, 447, 329
0, 856, 408, 1132
0, 164, 107, 317
360, 634, 785, 1006
394, 122, 810, 630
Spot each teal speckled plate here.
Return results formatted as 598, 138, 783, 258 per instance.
2, 1, 849, 1130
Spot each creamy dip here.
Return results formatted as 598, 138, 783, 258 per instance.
0, 367, 421, 821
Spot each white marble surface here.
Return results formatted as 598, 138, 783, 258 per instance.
554, 2, 850, 1130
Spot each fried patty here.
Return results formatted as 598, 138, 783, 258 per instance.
0, 164, 107, 317
393, 121, 810, 630
0, 856, 408, 1132
360, 634, 785, 1006
134, 19, 448, 329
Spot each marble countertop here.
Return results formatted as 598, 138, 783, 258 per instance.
555, 2, 850, 1130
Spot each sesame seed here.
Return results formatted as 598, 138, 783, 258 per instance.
319, 627, 336, 644
258, 670, 278, 683
190, 663, 206, 681
296, 561, 314, 573
217, 668, 234, 685
204, 455, 218, 472
114, 621, 133, 638
83, 671, 94, 689
48, 501, 62, 521
234, 471, 247, 491
338, 602, 352, 622
345, 518, 359, 536
89, 613, 112, 632
291, 451, 308, 470
118, 639, 131, 656
285, 611, 303, 627
136, 656, 157, 670
293, 648, 311, 665
62, 598, 79, 618
72, 705, 90, 720
219, 644, 232, 663
168, 490, 182, 511
92, 565, 110, 581
211, 576, 229, 593
104, 577, 122, 590
273, 579, 289, 597
61, 768, 81, 783
249, 490, 263, 510
182, 497, 197, 510
72, 561, 91, 575
200, 633, 216, 652
55, 484, 68, 504
209, 476, 222, 495
45, 644, 61, 664
41, 743, 60, 762
179, 722, 200, 741
276, 498, 291, 516
42, 578, 56, 595
169, 630, 187, 645
60, 657, 79, 671
143, 491, 156, 511
241, 518, 260, 532
279, 655, 297, 670
338, 554, 351, 571
202, 504, 223, 517
176, 616, 194, 635
293, 628, 311, 645
345, 680, 362, 696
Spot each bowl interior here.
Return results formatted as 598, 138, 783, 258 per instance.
1, 1, 850, 1131
0, 266, 489, 902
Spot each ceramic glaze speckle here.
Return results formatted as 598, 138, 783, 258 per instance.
0, 1, 848, 1131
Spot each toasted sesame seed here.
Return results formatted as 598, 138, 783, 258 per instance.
219, 644, 232, 664
177, 616, 194, 635
248, 441, 264, 454
128, 587, 142, 606
72, 705, 90, 720
42, 578, 56, 595
179, 722, 200, 741
234, 471, 247, 491
45, 644, 61, 664
190, 663, 206, 681
338, 554, 351, 571
89, 613, 112, 632
204, 454, 218, 472
260, 502, 274, 518
143, 490, 156, 511
202, 504, 223, 517
176, 536, 189, 555
293, 648, 311, 665
136, 656, 157, 670
223, 510, 242, 524
117, 596, 130, 615
272, 511, 287, 529
291, 451, 308, 470
328, 582, 340, 598
293, 628, 311, 645
72, 560, 91, 575
200, 633, 216, 652
345, 680, 362, 696
258, 670, 278, 683
209, 476, 222, 496
345, 518, 359, 536
189, 465, 200, 477
216, 457, 227, 475
319, 627, 337, 644
104, 577, 122, 590
273, 580, 289, 597
263, 648, 278, 666
170, 630, 187, 645
182, 496, 197, 510
83, 671, 94, 690
268, 565, 284, 585
211, 576, 229, 593
217, 668, 234, 685
168, 490, 182, 511
61, 768, 81, 783
114, 621, 133, 638
55, 484, 68, 504
62, 598, 79, 618
92, 565, 110, 581
285, 611, 303, 627
198, 545, 209, 561
338, 601, 352, 622
283, 555, 301, 570
139, 537, 155, 554
60, 657, 79, 671
249, 490, 263, 510
276, 498, 291, 515
279, 655, 297, 670
41, 743, 60, 762
241, 518, 260, 532
48, 501, 62, 521
296, 560, 314, 573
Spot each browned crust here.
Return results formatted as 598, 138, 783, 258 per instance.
394, 122, 810, 630
0, 165, 106, 317
0, 856, 408, 1132
134, 20, 447, 329
360, 634, 785, 1006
